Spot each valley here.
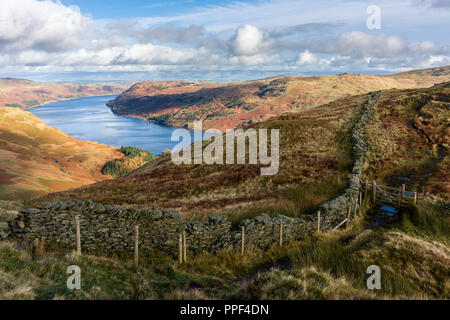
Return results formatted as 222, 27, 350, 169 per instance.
1, 67, 448, 301
0, 106, 154, 201
31, 81, 450, 223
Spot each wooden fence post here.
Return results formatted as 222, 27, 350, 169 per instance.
364, 180, 369, 199
134, 225, 139, 267
401, 184, 405, 204
372, 180, 376, 203
317, 211, 321, 233
182, 230, 187, 263
241, 226, 245, 254
178, 233, 183, 264
397, 186, 402, 209
359, 192, 363, 216
346, 206, 351, 228
279, 220, 283, 246
413, 192, 417, 205
75, 215, 81, 255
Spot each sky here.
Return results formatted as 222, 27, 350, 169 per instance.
0, 0, 449, 82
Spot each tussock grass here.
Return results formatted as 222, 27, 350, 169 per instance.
236, 267, 378, 300
207, 174, 347, 226
401, 200, 450, 242
280, 202, 450, 299
365, 83, 449, 200
1, 200, 447, 300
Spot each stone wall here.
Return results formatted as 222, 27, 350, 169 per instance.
9, 201, 184, 254
7, 93, 379, 254
8, 200, 318, 254
313, 91, 379, 229
240, 214, 316, 250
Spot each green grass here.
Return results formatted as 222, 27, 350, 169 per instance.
280, 202, 450, 299
400, 200, 449, 243
222, 175, 347, 226
1, 200, 447, 300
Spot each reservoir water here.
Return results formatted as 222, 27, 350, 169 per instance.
30, 95, 196, 155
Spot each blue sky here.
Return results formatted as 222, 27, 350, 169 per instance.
61, 0, 253, 19
0, 0, 449, 82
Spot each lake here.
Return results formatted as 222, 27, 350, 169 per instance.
30, 95, 197, 155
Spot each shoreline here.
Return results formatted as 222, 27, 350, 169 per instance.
28, 94, 190, 156
27, 93, 120, 111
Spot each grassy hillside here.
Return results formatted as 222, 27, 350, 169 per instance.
1, 200, 448, 300
35, 90, 365, 222
1, 80, 448, 301
0, 108, 126, 200
34, 82, 450, 223
107, 66, 450, 131
0, 78, 130, 110
364, 82, 449, 200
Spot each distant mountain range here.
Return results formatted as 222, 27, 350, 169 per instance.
106, 65, 450, 131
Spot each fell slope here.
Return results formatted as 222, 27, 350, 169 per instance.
107, 66, 450, 131
365, 82, 449, 199
35, 82, 450, 220
0, 108, 125, 200
0, 78, 130, 110
1, 200, 448, 300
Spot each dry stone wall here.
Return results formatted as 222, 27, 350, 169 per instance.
313, 91, 379, 229
8, 200, 318, 254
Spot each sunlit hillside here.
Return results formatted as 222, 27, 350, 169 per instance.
107, 66, 450, 131
0, 108, 125, 200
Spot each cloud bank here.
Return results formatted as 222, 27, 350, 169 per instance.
0, 0, 449, 81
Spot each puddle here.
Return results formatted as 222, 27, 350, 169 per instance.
379, 206, 397, 214
379, 205, 398, 217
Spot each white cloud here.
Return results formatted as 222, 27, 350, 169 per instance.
317, 31, 407, 58
0, 0, 448, 79
0, 0, 90, 52
17, 50, 52, 66
409, 41, 438, 53
228, 53, 279, 66
231, 25, 268, 56
297, 50, 319, 65
117, 44, 199, 65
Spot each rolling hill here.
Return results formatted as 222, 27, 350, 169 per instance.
106, 66, 450, 131
7, 82, 448, 301
33, 81, 449, 223
0, 78, 130, 110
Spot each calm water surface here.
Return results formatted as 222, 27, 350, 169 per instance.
30, 95, 196, 155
